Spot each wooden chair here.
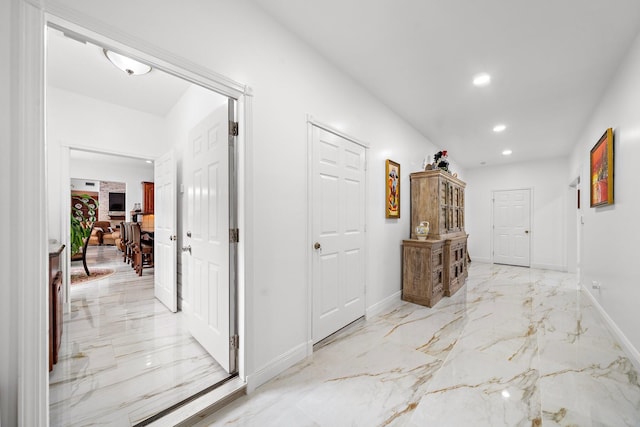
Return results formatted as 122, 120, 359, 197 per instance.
118, 221, 128, 262
125, 222, 135, 266
131, 223, 154, 276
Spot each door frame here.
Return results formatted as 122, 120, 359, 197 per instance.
305, 115, 369, 354
491, 187, 533, 266
61, 145, 154, 314
568, 175, 581, 274
17, 4, 252, 423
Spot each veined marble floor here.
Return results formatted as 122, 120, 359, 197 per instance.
195, 263, 640, 426
49, 245, 230, 426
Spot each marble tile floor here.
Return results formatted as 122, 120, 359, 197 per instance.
49, 245, 230, 426
195, 263, 640, 426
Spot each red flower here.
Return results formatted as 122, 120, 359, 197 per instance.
442, 150, 448, 156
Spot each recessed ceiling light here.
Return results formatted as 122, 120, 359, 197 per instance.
493, 124, 506, 133
473, 73, 491, 87
103, 49, 152, 76
146, 160, 153, 164
502, 149, 512, 156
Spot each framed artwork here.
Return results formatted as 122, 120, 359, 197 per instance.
385, 159, 400, 218
590, 128, 614, 207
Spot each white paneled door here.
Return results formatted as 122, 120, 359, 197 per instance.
493, 189, 531, 267
186, 103, 234, 373
311, 125, 366, 343
154, 149, 177, 312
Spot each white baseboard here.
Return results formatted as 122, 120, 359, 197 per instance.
580, 283, 640, 372
366, 290, 401, 319
470, 259, 567, 272
181, 300, 191, 314
531, 263, 566, 272
245, 341, 308, 393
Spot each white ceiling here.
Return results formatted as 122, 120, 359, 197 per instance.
250, 0, 640, 169
48, 2, 640, 170
47, 27, 191, 118
70, 149, 154, 169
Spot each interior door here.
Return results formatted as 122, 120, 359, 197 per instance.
185, 103, 234, 372
311, 126, 366, 343
493, 189, 531, 267
154, 149, 177, 312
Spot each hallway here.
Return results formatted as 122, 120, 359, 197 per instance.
49, 246, 230, 426
195, 263, 640, 426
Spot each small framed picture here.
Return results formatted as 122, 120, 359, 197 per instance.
385, 159, 400, 218
590, 128, 614, 207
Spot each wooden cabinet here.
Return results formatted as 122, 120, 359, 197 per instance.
410, 170, 466, 240
444, 234, 468, 296
402, 240, 445, 307
142, 181, 154, 214
402, 170, 468, 307
49, 244, 65, 371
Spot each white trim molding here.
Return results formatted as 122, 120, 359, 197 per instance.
237, 88, 253, 383
581, 284, 640, 372
17, 1, 48, 425
306, 115, 370, 148
245, 342, 308, 393
530, 263, 567, 272
366, 291, 401, 319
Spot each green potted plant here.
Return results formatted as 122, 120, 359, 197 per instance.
70, 194, 98, 258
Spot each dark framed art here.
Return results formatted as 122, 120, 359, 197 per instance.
385, 159, 400, 218
590, 128, 614, 207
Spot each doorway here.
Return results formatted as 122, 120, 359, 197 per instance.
45, 22, 242, 425
309, 122, 367, 344
492, 189, 531, 267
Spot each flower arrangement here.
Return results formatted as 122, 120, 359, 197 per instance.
433, 150, 449, 172
425, 150, 451, 172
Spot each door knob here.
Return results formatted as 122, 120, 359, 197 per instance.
182, 245, 191, 254
186, 231, 192, 237
525, 230, 529, 234
314, 242, 321, 250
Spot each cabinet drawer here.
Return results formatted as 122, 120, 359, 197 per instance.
432, 248, 443, 267
432, 268, 443, 294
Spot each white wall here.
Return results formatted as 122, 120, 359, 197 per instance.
1, 0, 16, 424
47, 86, 167, 241
465, 158, 568, 271
47, 87, 169, 156
44, 0, 461, 387
70, 178, 99, 193
568, 31, 640, 354
69, 158, 154, 220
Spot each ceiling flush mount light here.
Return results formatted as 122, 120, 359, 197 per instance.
502, 149, 513, 156
103, 49, 151, 76
473, 73, 491, 87
145, 160, 153, 164
493, 124, 506, 133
